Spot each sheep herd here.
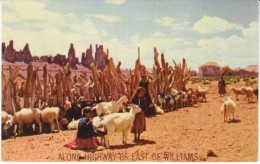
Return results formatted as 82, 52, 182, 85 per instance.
1, 83, 258, 148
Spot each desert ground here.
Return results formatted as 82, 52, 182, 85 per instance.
1, 80, 258, 162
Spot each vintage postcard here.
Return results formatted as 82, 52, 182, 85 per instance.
1, 0, 258, 162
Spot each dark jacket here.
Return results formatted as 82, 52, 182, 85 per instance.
77, 117, 96, 139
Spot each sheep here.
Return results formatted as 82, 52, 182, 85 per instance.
195, 86, 209, 102
93, 95, 128, 116
157, 93, 167, 109
62, 98, 96, 123
230, 87, 245, 101
4, 108, 42, 136
2, 111, 12, 136
220, 96, 236, 122
67, 119, 80, 130
154, 105, 164, 115
97, 104, 142, 148
40, 107, 60, 133
66, 114, 105, 131
241, 87, 254, 102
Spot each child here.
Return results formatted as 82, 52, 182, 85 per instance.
64, 107, 106, 150
131, 87, 147, 142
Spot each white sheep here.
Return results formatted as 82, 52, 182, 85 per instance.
154, 105, 164, 115
93, 95, 128, 116
195, 86, 209, 102
67, 116, 105, 130
67, 119, 80, 130
2, 111, 12, 136
241, 87, 254, 102
4, 108, 42, 136
220, 96, 236, 122
40, 107, 60, 132
230, 87, 245, 101
97, 104, 142, 148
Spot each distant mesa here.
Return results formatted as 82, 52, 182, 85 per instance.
198, 62, 221, 77
2, 40, 106, 71
198, 62, 258, 77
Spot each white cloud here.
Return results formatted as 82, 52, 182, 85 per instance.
104, 0, 126, 5
154, 16, 174, 27
194, 22, 258, 68
2, 1, 104, 58
2, 14, 20, 23
87, 14, 121, 23
193, 15, 243, 34
12, 0, 46, 20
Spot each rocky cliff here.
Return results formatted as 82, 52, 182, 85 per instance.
81, 44, 94, 69
3, 40, 16, 63
198, 62, 221, 77
95, 44, 106, 70
67, 43, 78, 69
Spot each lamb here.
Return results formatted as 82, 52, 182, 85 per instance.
97, 104, 142, 148
241, 87, 254, 102
230, 87, 245, 101
67, 114, 105, 131
4, 108, 42, 136
67, 119, 80, 130
40, 107, 60, 132
93, 95, 128, 116
220, 96, 236, 122
154, 105, 164, 115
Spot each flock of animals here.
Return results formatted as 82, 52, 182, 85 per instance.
1, 80, 258, 148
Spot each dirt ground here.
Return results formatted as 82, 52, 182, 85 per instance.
1, 81, 258, 162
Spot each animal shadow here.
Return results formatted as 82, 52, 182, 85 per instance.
228, 119, 241, 123
136, 139, 156, 145
109, 143, 137, 149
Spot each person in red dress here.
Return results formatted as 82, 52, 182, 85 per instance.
64, 107, 105, 150
131, 87, 147, 142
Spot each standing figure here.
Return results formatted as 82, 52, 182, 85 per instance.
131, 87, 147, 142
218, 76, 226, 97
139, 75, 156, 116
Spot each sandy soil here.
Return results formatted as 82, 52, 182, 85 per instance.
1, 81, 258, 162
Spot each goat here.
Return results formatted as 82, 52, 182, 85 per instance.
220, 97, 236, 122
230, 87, 245, 101
97, 104, 141, 148
93, 95, 128, 116
241, 87, 254, 102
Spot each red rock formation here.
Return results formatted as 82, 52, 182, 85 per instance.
81, 44, 94, 69
53, 54, 67, 66
233, 65, 258, 76
15, 50, 24, 62
32, 56, 40, 61
95, 44, 105, 70
40, 55, 50, 62
67, 43, 78, 69
198, 62, 221, 77
23, 43, 33, 64
4, 40, 16, 63
2, 42, 6, 58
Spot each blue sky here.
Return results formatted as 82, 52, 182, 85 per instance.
1, 0, 259, 70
